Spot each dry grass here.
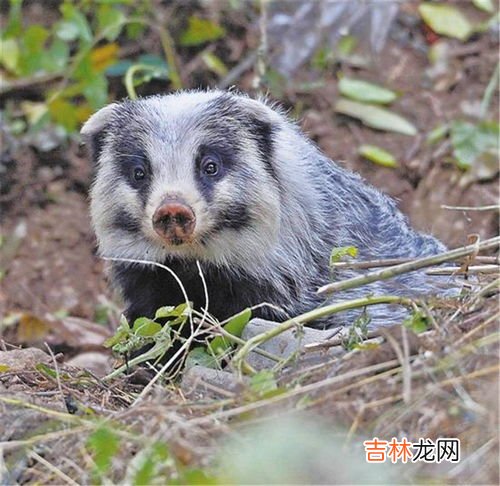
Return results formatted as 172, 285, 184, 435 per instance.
1, 245, 499, 484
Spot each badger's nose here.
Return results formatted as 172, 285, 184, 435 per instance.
152, 197, 196, 244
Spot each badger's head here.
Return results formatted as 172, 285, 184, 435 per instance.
81, 91, 286, 270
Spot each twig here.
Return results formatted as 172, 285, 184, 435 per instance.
44, 343, 66, 409
0, 425, 91, 452
419, 300, 441, 332
131, 322, 207, 405
476, 278, 500, 299
441, 204, 500, 212
330, 257, 413, 269
28, 451, 80, 486
188, 358, 402, 425
217, 51, 258, 89
452, 311, 500, 348
155, 24, 183, 90
0, 73, 62, 97
448, 438, 496, 479
303, 328, 382, 351
252, 0, 269, 93
380, 328, 411, 404
426, 265, 499, 275
474, 256, 500, 264
480, 61, 499, 119
317, 236, 500, 296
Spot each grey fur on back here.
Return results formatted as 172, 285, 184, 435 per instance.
82, 90, 448, 329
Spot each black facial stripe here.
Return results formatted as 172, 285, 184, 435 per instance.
211, 202, 251, 233
245, 117, 278, 185
112, 209, 142, 233
203, 95, 279, 187
113, 148, 152, 206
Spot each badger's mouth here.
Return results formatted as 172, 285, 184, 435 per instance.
163, 235, 192, 247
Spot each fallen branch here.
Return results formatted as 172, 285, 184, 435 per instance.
231, 295, 413, 375
330, 255, 498, 270
317, 236, 500, 296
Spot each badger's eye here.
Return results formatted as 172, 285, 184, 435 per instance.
133, 167, 146, 181
200, 155, 220, 177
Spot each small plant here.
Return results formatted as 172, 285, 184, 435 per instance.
343, 309, 371, 350
0, 1, 229, 139
103, 303, 192, 369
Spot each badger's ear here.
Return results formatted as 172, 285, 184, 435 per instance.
80, 103, 118, 161
237, 96, 283, 125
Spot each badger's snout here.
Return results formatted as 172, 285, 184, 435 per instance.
152, 197, 196, 244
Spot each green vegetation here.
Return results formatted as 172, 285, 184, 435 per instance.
0, 0, 228, 136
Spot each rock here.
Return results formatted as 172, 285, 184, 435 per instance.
181, 366, 245, 398
0, 347, 51, 371
241, 319, 346, 370
65, 351, 113, 377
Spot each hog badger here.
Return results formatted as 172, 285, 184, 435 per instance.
82, 90, 446, 329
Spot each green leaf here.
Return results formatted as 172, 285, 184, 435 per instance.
185, 347, 218, 369
43, 39, 70, 72
60, 3, 93, 44
106, 59, 133, 76
223, 308, 252, 338
132, 317, 162, 337
201, 51, 228, 77
154, 302, 190, 320
55, 20, 80, 41
82, 73, 109, 109
338, 78, 397, 105
418, 3, 473, 41
126, 19, 146, 40
208, 308, 251, 356
358, 144, 398, 168
403, 311, 429, 333
23, 25, 49, 53
180, 16, 225, 46
179, 469, 219, 485
249, 370, 277, 395
450, 121, 499, 169
48, 98, 79, 132
330, 246, 358, 265
472, 0, 494, 13
103, 314, 131, 347
97, 5, 125, 41
35, 363, 58, 379
138, 54, 169, 69
3, 0, 23, 38
154, 305, 176, 319
426, 124, 449, 145
0, 38, 19, 72
21, 101, 48, 126
337, 35, 358, 57
131, 442, 170, 486
335, 98, 417, 136
87, 427, 120, 475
